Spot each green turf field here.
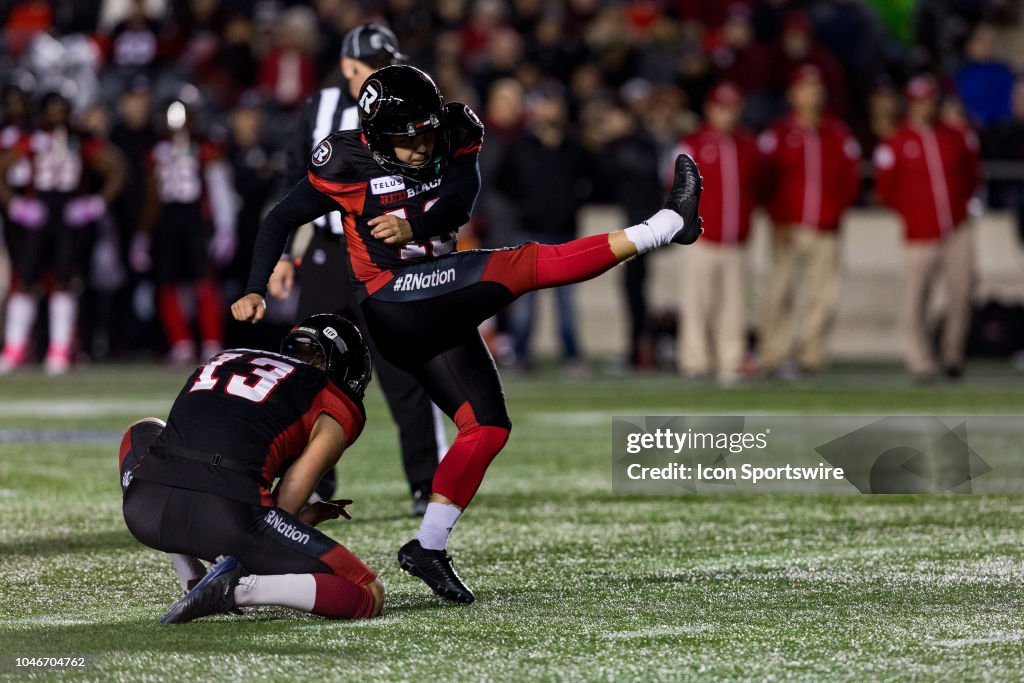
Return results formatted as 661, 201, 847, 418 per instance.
1, 363, 1023, 681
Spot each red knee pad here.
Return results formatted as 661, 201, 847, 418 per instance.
311, 574, 375, 619
118, 429, 132, 471
433, 402, 511, 508
481, 243, 539, 297
317, 545, 377, 586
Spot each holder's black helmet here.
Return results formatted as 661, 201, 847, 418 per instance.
280, 314, 372, 401
357, 65, 448, 181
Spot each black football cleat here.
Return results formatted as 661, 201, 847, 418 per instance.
398, 539, 475, 604
665, 153, 704, 245
160, 555, 245, 624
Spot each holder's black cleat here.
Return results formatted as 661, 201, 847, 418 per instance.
161, 555, 245, 624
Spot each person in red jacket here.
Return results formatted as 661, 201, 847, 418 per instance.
674, 82, 760, 384
757, 65, 860, 377
873, 75, 981, 380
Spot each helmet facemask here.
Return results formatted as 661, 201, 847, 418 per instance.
365, 113, 448, 182
358, 66, 449, 182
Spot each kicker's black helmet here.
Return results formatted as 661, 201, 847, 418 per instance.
357, 65, 448, 181
280, 314, 372, 401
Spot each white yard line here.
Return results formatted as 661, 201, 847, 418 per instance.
0, 399, 170, 418
930, 633, 1024, 647
605, 626, 706, 639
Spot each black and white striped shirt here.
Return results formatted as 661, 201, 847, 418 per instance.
284, 85, 361, 236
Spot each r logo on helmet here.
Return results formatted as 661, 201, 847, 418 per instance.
360, 81, 381, 117
312, 141, 332, 166
323, 327, 338, 340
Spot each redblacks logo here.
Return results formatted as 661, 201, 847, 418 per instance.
359, 81, 381, 117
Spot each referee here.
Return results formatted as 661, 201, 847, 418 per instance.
268, 23, 445, 516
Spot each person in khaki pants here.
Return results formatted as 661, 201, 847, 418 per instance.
874, 75, 981, 380
674, 83, 759, 384
756, 66, 860, 377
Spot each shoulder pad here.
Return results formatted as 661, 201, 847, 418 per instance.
447, 102, 483, 136
308, 130, 362, 181
446, 102, 484, 157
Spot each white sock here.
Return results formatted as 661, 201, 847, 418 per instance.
234, 573, 316, 612
4, 292, 36, 351
169, 553, 206, 593
623, 209, 685, 254
415, 502, 462, 550
48, 291, 77, 351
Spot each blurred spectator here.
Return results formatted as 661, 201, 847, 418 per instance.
526, 6, 588, 84
772, 11, 850, 117
985, 78, 1024, 233
0, 73, 38, 332
108, 75, 160, 354
596, 99, 662, 369
473, 27, 523, 101
4, 1, 54, 58
706, 4, 769, 88
460, 0, 508, 73
704, 3, 776, 128
676, 83, 760, 384
497, 83, 592, 370
0, 86, 126, 374
477, 77, 525, 363
132, 90, 236, 366
165, 0, 227, 88
862, 82, 901, 152
873, 75, 981, 380
955, 23, 1015, 128
758, 66, 860, 377
224, 91, 277, 291
110, 77, 158, 275
101, 0, 163, 78
258, 6, 320, 110
478, 78, 525, 250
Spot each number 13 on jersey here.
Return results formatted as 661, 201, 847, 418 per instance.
191, 352, 295, 403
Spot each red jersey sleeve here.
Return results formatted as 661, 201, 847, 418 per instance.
306, 382, 366, 446
308, 169, 366, 215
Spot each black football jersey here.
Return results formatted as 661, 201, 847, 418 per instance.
134, 349, 364, 505
8, 127, 102, 195
306, 104, 483, 296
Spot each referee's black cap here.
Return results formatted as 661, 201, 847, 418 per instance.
341, 23, 406, 67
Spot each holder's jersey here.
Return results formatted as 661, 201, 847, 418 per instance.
306, 110, 482, 297
134, 349, 365, 505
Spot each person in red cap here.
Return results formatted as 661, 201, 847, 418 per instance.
873, 75, 981, 380
756, 65, 861, 377
674, 82, 761, 384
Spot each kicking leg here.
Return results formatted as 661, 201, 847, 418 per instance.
481, 154, 703, 297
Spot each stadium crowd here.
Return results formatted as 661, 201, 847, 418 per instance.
1, 0, 1022, 381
